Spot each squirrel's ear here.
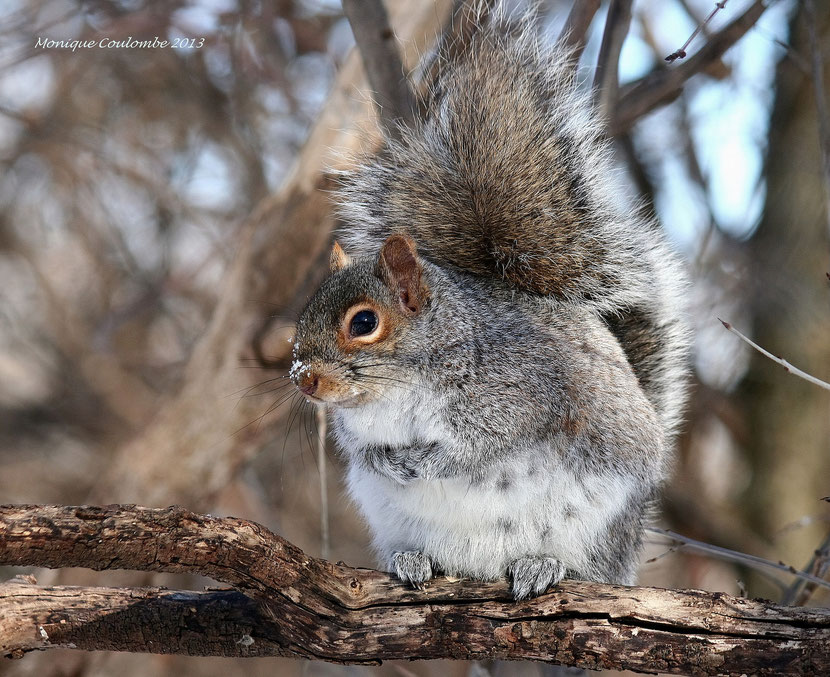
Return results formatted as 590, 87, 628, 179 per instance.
376, 234, 427, 315
330, 241, 351, 272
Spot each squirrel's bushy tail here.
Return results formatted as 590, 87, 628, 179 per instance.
337, 4, 689, 438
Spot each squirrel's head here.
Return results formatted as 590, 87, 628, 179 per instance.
290, 234, 430, 407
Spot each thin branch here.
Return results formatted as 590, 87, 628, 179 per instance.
612, 0, 766, 135
316, 404, 330, 560
782, 527, 830, 606
646, 527, 830, 593
676, 0, 718, 40
2, 504, 830, 673
593, 0, 633, 119
343, 0, 417, 140
804, 0, 830, 242
719, 318, 830, 391
666, 0, 730, 62
557, 0, 601, 63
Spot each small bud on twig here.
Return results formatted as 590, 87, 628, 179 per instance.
666, 0, 730, 62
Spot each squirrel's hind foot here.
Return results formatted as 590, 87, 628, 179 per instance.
508, 556, 567, 600
392, 551, 433, 590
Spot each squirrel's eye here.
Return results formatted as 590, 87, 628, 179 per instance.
350, 310, 378, 337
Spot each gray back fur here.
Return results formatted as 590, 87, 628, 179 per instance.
336, 3, 690, 439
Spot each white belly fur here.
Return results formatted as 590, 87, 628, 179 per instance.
345, 449, 636, 580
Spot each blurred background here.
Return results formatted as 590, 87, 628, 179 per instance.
0, 0, 828, 675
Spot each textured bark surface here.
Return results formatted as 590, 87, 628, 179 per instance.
2, 504, 829, 674
0, 584, 287, 659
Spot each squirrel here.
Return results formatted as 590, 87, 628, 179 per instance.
289, 4, 689, 599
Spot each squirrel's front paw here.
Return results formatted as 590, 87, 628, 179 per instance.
363, 446, 420, 484
508, 556, 566, 600
392, 551, 433, 590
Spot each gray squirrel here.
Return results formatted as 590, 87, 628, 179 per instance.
289, 5, 689, 599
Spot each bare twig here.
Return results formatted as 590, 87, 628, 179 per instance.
666, 0, 730, 62
782, 527, 830, 606
676, 0, 717, 40
316, 404, 330, 560
2, 504, 830, 673
612, 0, 766, 135
718, 319, 830, 391
343, 0, 417, 140
646, 527, 830, 593
804, 0, 830, 242
593, 0, 633, 119
557, 0, 601, 63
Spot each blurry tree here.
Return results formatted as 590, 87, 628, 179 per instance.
738, 0, 830, 597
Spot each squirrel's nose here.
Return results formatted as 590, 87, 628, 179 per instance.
298, 374, 319, 397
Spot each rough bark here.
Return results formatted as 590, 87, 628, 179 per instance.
2, 504, 829, 675
0, 583, 286, 660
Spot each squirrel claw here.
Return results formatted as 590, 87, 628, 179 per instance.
508, 556, 567, 600
392, 551, 433, 590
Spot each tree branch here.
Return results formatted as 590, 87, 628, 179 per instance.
719, 318, 830, 391
647, 526, 830, 593
557, 0, 601, 62
804, 0, 830, 242
343, 0, 417, 140
2, 504, 830, 674
0, 581, 290, 659
611, 0, 766, 135
665, 0, 732, 63
593, 0, 633, 119
782, 527, 830, 606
